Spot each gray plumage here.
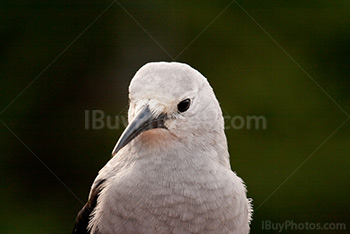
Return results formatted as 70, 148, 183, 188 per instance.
73, 62, 252, 234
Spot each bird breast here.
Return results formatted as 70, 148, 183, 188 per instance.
91, 155, 250, 234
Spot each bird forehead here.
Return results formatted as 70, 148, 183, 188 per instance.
129, 62, 205, 102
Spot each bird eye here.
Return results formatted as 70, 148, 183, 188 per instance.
177, 99, 191, 113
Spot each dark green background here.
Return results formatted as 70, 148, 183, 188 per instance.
1, 1, 349, 233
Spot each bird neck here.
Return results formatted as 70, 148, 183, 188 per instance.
128, 128, 231, 169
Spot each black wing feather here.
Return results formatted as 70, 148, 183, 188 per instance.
72, 179, 105, 234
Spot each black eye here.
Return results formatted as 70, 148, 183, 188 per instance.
177, 99, 191, 113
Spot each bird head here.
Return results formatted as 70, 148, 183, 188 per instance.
112, 62, 226, 158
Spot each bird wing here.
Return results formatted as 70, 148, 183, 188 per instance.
72, 179, 105, 234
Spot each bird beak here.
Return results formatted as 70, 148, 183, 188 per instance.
111, 106, 167, 157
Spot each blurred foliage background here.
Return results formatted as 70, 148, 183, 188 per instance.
1, 1, 349, 233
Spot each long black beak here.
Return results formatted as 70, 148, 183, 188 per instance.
111, 106, 167, 156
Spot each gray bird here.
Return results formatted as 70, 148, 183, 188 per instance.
73, 62, 252, 234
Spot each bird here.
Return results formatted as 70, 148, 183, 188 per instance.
73, 62, 252, 234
